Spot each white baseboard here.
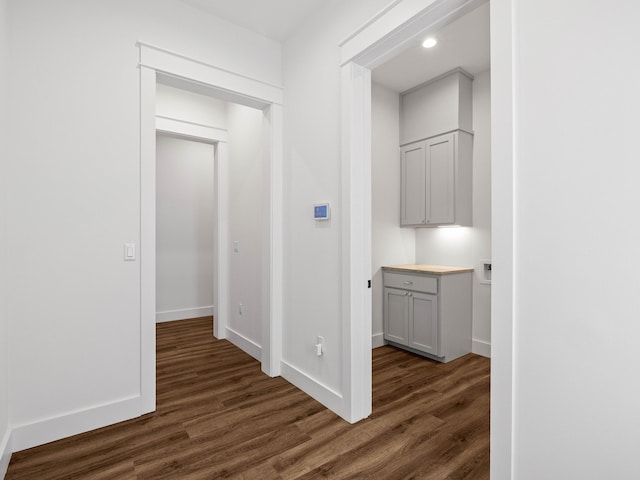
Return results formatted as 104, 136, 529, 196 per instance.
10, 396, 142, 452
0, 429, 11, 479
472, 338, 491, 358
280, 361, 343, 415
156, 306, 214, 323
225, 327, 261, 362
372, 333, 385, 349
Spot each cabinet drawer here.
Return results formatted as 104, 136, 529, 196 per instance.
383, 272, 437, 294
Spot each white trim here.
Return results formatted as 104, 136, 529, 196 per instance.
490, 0, 515, 477
213, 142, 229, 340
139, 42, 282, 91
156, 115, 228, 143
372, 333, 385, 349
140, 65, 157, 415
341, 62, 372, 423
281, 361, 343, 415
472, 338, 491, 358
156, 306, 214, 323
0, 429, 11, 479
139, 43, 283, 107
225, 327, 262, 362
10, 397, 141, 452
339, 0, 404, 47
261, 104, 283, 377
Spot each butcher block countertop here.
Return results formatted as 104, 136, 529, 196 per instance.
382, 264, 473, 275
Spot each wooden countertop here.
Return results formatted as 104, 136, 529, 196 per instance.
382, 264, 474, 275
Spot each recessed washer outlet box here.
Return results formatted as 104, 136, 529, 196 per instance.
480, 260, 492, 285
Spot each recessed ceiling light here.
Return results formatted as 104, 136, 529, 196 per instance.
422, 37, 437, 48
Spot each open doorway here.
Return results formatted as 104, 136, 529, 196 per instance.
139, 43, 284, 414
156, 133, 216, 326
154, 83, 266, 364
370, 1, 491, 359
340, 0, 514, 475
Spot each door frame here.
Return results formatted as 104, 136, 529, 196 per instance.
339, 0, 514, 476
155, 120, 228, 339
139, 43, 284, 414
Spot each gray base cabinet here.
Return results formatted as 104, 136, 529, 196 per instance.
383, 268, 472, 363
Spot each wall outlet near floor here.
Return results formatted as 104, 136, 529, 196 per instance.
238, 303, 243, 315
315, 336, 324, 356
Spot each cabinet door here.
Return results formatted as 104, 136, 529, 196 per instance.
408, 291, 439, 356
383, 287, 408, 345
426, 133, 455, 225
401, 143, 425, 226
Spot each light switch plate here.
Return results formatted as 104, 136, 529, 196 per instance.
124, 243, 136, 261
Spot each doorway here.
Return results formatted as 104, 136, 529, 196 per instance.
339, 0, 514, 476
139, 43, 284, 415
156, 134, 216, 326
370, 2, 491, 357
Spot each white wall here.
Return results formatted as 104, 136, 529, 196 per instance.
156, 83, 228, 128
469, 70, 491, 356
0, 0, 10, 474
508, 1, 640, 478
371, 82, 415, 347
227, 103, 264, 350
4, 0, 280, 450
156, 135, 215, 322
414, 69, 491, 356
283, 0, 393, 400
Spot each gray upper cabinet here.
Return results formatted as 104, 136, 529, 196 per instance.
401, 131, 472, 226
400, 142, 426, 226
400, 68, 474, 227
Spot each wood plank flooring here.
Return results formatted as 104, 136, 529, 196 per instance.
6, 317, 490, 479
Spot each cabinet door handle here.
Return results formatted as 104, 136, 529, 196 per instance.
403, 292, 409, 296
403, 281, 413, 285
408, 293, 413, 297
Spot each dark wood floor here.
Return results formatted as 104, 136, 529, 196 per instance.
6, 317, 490, 479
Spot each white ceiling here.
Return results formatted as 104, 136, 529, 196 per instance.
372, 2, 490, 93
180, 0, 326, 42
178, 0, 489, 92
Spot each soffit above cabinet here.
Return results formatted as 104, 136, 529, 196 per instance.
400, 69, 473, 146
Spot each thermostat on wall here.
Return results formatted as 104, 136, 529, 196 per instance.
314, 203, 330, 220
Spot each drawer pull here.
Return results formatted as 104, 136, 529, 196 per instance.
403, 281, 413, 285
